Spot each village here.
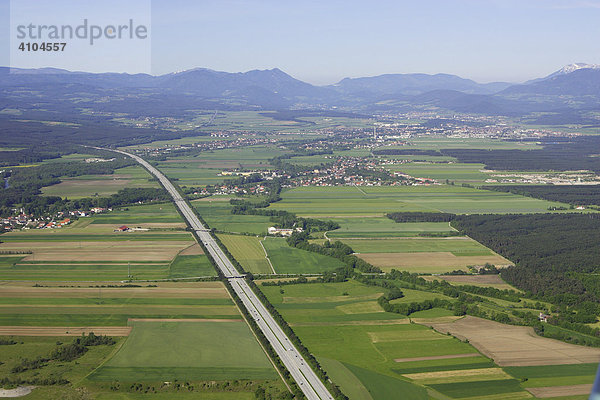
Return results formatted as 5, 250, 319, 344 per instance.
0, 207, 110, 232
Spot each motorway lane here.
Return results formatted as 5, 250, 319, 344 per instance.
110, 148, 334, 400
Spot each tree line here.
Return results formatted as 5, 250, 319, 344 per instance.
481, 185, 600, 207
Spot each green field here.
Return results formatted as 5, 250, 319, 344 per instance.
340, 237, 493, 255
388, 162, 491, 183
41, 165, 158, 199
269, 185, 567, 216
0, 335, 121, 390
217, 234, 273, 274
429, 379, 524, 398
92, 202, 185, 224
194, 198, 272, 234
504, 363, 598, 388
0, 257, 174, 281
91, 320, 277, 382
168, 254, 217, 278
326, 217, 454, 238
262, 237, 345, 274
258, 279, 527, 399
403, 137, 542, 150
389, 288, 453, 304
162, 110, 374, 133
0, 201, 204, 281
155, 145, 287, 186
0, 281, 238, 326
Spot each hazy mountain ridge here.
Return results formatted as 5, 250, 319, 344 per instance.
1, 64, 599, 122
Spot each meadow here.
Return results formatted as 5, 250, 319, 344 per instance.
0, 281, 237, 327
387, 162, 492, 184
155, 145, 287, 186
90, 320, 277, 382
41, 165, 159, 199
403, 137, 542, 151
262, 237, 345, 274
260, 280, 531, 399
0, 280, 284, 399
325, 217, 454, 238
217, 234, 273, 274
0, 335, 121, 392
179, 111, 374, 133
0, 203, 218, 281
193, 197, 272, 234
340, 237, 494, 255
269, 185, 567, 216
92, 202, 186, 224
336, 237, 510, 274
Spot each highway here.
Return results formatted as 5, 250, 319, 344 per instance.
110, 148, 334, 400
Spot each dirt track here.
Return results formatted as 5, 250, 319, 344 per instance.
0, 326, 131, 336
429, 316, 600, 366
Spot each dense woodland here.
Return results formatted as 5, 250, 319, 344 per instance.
0, 153, 171, 216
452, 213, 600, 309
482, 185, 600, 206
374, 136, 600, 173
0, 156, 137, 216
386, 212, 455, 222
372, 149, 441, 156
442, 136, 600, 172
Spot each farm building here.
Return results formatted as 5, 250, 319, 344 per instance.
267, 227, 303, 237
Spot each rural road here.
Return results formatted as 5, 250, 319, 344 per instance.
109, 148, 334, 400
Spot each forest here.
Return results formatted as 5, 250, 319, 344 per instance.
386, 212, 455, 222
452, 213, 600, 307
481, 185, 600, 206
442, 136, 600, 172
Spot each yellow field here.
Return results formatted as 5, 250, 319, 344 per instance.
217, 234, 273, 274
424, 274, 517, 290
430, 316, 600, 366
1, 240, 194, 262
358, 252, 511, 274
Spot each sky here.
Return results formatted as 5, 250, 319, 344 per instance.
1, 0, 600, 84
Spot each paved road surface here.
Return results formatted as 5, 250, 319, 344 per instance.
110, 148, 334, 400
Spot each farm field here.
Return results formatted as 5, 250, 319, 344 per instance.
0, 335, 122, 395
403, 137, 543, 150
430, 316, 600, 366
90, 320, 277, 382
193, 197, 272, 234
0, 280, 285, 399
91, 202, 185, 224
424, 274, 517, 290
269, 185, 568, 216
340, 237, 511, 274
260, 280, 531, 399
41, 165, 159, 199
262, 237, 345, 274
387, 162, 492, 183
0, 202, 218, 280
0, 281, 238, 326
217, 234, 273, 274
155, 145, 287, 186
326, 217, 455, 238
170, 110, 374, 133
340, 237, 495, 255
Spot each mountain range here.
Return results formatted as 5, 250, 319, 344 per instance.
1, 63, 599, 123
